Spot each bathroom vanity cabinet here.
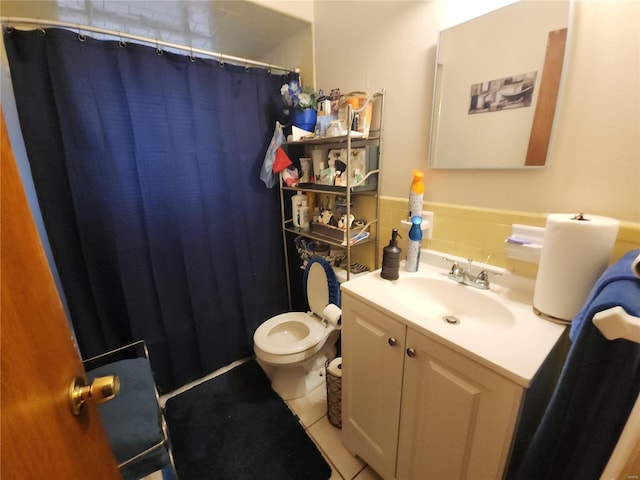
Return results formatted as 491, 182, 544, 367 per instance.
341, 293, 524, 480
279, 91, 384, 307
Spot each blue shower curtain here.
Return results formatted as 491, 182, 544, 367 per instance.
4, 27, 294, 392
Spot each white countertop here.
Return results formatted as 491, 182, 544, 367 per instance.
340, 250, 566, 387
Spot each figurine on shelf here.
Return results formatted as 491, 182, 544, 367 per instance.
338, 214, 355, 230
319, 209, 338, 227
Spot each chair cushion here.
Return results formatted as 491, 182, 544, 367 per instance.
87, 358, 164, 467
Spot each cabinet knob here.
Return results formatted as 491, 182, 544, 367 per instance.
406, 348, 416, 358
388, 337, 397, 347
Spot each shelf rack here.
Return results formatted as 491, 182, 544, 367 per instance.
279, 90, 385, 308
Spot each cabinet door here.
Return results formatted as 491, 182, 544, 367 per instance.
342, 294, 406, 479
397, 330, 523, 480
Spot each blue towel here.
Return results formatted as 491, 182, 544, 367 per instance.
516, 250, 640, 480
570, 248, 640, 341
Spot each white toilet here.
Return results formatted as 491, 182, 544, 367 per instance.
253, 258, 341, 400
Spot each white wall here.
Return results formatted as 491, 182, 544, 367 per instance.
2, 0, 638, 224
314, 0, 640, 223
252, 0, 314, 23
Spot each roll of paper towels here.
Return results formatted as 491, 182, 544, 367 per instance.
533, 213, 620, 323
322, 304, 342, 329
327, 357, 342, 377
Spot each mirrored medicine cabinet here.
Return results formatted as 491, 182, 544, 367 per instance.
429, 1, 571, 169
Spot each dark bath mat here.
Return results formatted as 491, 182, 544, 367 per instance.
165, 359, 331, 480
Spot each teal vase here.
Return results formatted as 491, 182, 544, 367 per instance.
290, 108, 317, 133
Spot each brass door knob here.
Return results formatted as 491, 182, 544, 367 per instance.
68, 375, 120, 416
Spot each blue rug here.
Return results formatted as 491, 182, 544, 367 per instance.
164, 360, 331, 480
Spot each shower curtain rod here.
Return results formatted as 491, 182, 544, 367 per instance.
1, 16, 298, 74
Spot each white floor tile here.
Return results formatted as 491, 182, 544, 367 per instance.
329, 465, 344, 480
353, 465, 383, 480
140, 470, 163, 480
308, 416, 366, 480
286, 383, 328, 428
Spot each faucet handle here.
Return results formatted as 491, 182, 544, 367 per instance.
474, 269, 502, 289
474, 270, 490, 289
449, 262, 464, 280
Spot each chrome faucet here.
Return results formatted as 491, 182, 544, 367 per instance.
446, 259, 497, 290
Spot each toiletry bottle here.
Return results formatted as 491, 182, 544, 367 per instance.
292, 191, 307, 227
381, 229, 402, 280
408, 169, 424, 219
299, 198, 310, 230
405, 216, 423, 272
353, 168, 362, 185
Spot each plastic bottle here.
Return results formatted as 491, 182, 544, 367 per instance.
405, 216, 423, 272
292, 191, 307, 227
353, 168, 362, 185
299, 199, 310, 230
408, 169, 424, 219
381, 229, 402, 280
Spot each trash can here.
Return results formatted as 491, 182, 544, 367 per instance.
326, 357, 342, 428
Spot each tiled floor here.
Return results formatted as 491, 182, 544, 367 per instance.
285, 381, 382, 480
145, 359, 382, 480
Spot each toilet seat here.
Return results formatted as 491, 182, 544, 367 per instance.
253, 312, 325, 355
254, 260, 337, 358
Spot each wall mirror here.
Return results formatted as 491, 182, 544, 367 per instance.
429, 1, 570, 169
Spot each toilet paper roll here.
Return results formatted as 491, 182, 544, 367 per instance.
533, 213, 620, 323
632, 253, 640, 279
327, 357, 342, 378
322, 304, 342, 329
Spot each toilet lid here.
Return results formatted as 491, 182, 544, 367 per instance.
304, 258, 340, 316
307, 262, 329, 317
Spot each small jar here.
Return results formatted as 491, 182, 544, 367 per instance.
326, 120, 341, 137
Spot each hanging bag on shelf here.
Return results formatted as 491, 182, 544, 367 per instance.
260, 121, 286, 188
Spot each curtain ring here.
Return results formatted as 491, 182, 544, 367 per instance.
5, 25, 14, 34
189, 46, 196, 63
155, 39, 163, 56
118, 31, 126, 48
37, 27, 46, 36
267, 64, 272, 75
219, 54, 225, 68
77, 24, 86, 42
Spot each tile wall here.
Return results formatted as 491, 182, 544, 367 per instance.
378, 197, 640, 279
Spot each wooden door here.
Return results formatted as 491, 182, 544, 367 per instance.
0, 110, 121, 479
341, 293, 406, 479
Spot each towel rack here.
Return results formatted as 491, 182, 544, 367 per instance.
592, 306, 640, 344
597, 305, 640, 478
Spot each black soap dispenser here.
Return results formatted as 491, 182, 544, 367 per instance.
381, 229, 402, 280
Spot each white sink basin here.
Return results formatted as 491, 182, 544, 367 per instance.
392, 277, 516, 332
341, 251, 567, 387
